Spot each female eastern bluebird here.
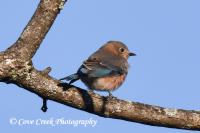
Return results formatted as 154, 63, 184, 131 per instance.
60, 41, 136, 97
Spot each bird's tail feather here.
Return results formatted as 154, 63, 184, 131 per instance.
60, 74, 79, 81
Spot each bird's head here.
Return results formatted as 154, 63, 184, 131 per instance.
100, 41, 136, 60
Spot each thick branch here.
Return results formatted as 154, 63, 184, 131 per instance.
8, 67, 200, 131
0, 0, 200, 131
6, 0, 64, 61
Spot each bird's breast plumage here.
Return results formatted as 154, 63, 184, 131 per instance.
80, 74, 127, 91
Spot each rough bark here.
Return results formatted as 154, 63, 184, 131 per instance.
0, 0, 200, 131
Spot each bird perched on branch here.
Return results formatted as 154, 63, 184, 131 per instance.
60, 41, 136, 97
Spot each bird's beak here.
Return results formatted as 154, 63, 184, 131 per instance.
129, 52, 136, 56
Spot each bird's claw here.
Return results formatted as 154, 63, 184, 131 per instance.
107, 91, 117, 99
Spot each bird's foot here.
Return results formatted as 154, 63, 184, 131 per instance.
88, 89, 95, 94
107, 91, 117, 99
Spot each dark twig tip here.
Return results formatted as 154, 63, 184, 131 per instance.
41, 98, 48, 112
42, 67, 52, 75
41, 106, 48, 112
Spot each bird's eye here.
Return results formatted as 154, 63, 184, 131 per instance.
119, 47, 125, 53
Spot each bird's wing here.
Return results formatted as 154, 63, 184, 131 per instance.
77, 56, 127, 78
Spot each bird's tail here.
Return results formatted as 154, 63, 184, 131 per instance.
60, 73, 79, 81
60, 73, 80, 85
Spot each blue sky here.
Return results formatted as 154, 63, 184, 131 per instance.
0, 0, 200, 133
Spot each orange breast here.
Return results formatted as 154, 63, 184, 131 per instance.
81, 74, 127, 91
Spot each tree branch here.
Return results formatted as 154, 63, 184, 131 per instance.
6, 0, 63, 61
0, 0, 200, 131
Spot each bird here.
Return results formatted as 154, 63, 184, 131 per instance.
60, 41, 136, 97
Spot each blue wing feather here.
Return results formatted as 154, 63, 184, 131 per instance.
77, 57, 123, 78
